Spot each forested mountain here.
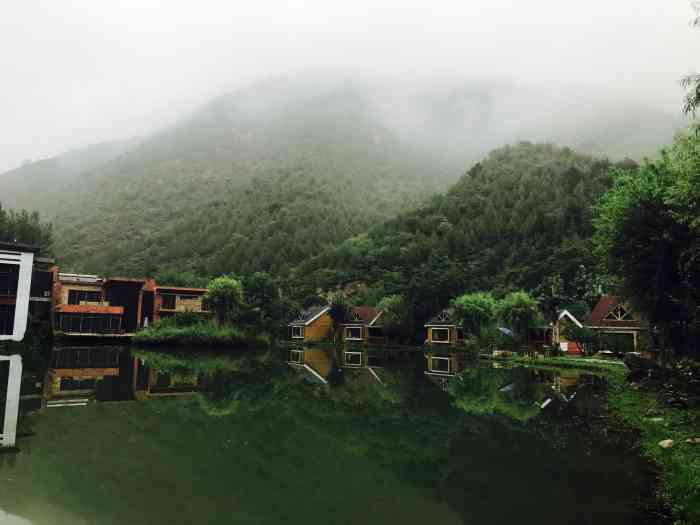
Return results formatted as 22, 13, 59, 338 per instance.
0, 75, 683, 280
0, 140, 135, 211
292, 142, 630, 320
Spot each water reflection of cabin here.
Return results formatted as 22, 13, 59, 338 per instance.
132, 358, 208, 400
339, 306, 385, 344
1, 241, 55, 341
288, 306, 332, 342
44, 347, 121, 402
424, 309, 465, 345
424, 352, 466, 391
287, 347, 333, 384
153, 285, 210, 323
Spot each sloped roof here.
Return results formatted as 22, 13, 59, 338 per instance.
588, 295, 643, 327
289, 306, 330, 326
342, 306, 383, 326
558, 309, 583, 328
425, 308, 457, 326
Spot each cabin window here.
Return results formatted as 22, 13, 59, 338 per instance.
68, 289, 102, 305
0, 264, 19, 296
344, 351, 362, 367
289, 349, 303, 364
351, 311, 363, 322
432, 327, 450, 343
345, 326, 363, 340
291, 326, 304, 339
161, 294, 176, 310
368, 326, 383, 338
0, 304, 15, 335
604, 305, 631, 321
430, 356, 451, 373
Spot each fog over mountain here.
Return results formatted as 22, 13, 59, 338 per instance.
1, 0, 698, 173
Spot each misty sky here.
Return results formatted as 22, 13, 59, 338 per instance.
1, 0, 698, 173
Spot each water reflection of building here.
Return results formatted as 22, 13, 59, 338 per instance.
287, 347, 334, 384
44, 346, 123, 406
132, 357, 208, 400
424, 351, 467, 391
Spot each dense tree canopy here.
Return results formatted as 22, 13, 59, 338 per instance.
594, 127, 700, 356
0, 203, 53, 254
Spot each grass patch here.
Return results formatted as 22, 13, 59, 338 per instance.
606, 374, 700, 525
133, 320, 270, 349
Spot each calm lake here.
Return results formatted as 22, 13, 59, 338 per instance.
1, 346, 661, 525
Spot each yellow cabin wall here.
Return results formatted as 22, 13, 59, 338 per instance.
304, 313, 333, 342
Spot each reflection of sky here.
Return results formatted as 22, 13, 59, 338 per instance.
0, 508, 33, 525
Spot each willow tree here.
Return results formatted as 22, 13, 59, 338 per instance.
497, 291, 541, 348
205, 276, 244, 326
452, 292, 498, 336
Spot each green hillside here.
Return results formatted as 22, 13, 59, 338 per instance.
0, 76, 683, 282
292, 142, 632, 318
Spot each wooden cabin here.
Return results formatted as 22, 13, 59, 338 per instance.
288, 306, 332, 342
153, 285, 210, 324
339, 306, 385, 344
585, 295, 646, 352
424, 309, 465, 346
552, 310, 584, 355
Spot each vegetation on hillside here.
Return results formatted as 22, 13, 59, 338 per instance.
293, 142, 628, 324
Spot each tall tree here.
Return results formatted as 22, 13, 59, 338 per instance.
0, 204, 53, 254
497, 291, 541, 347
681, 2, 700, 115
452, 292, 498, 337
205, 276, 244, 326
594, 127, 700, 356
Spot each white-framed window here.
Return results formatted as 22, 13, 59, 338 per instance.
0, 250, 33, 342
291, 326, 304, 339
345, 326, 363, 340
430, 356, 451, 374
351, 311, 362, 322
344, 351, 363, 367
431, 327, 450, 343
289, 349, 303, 364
